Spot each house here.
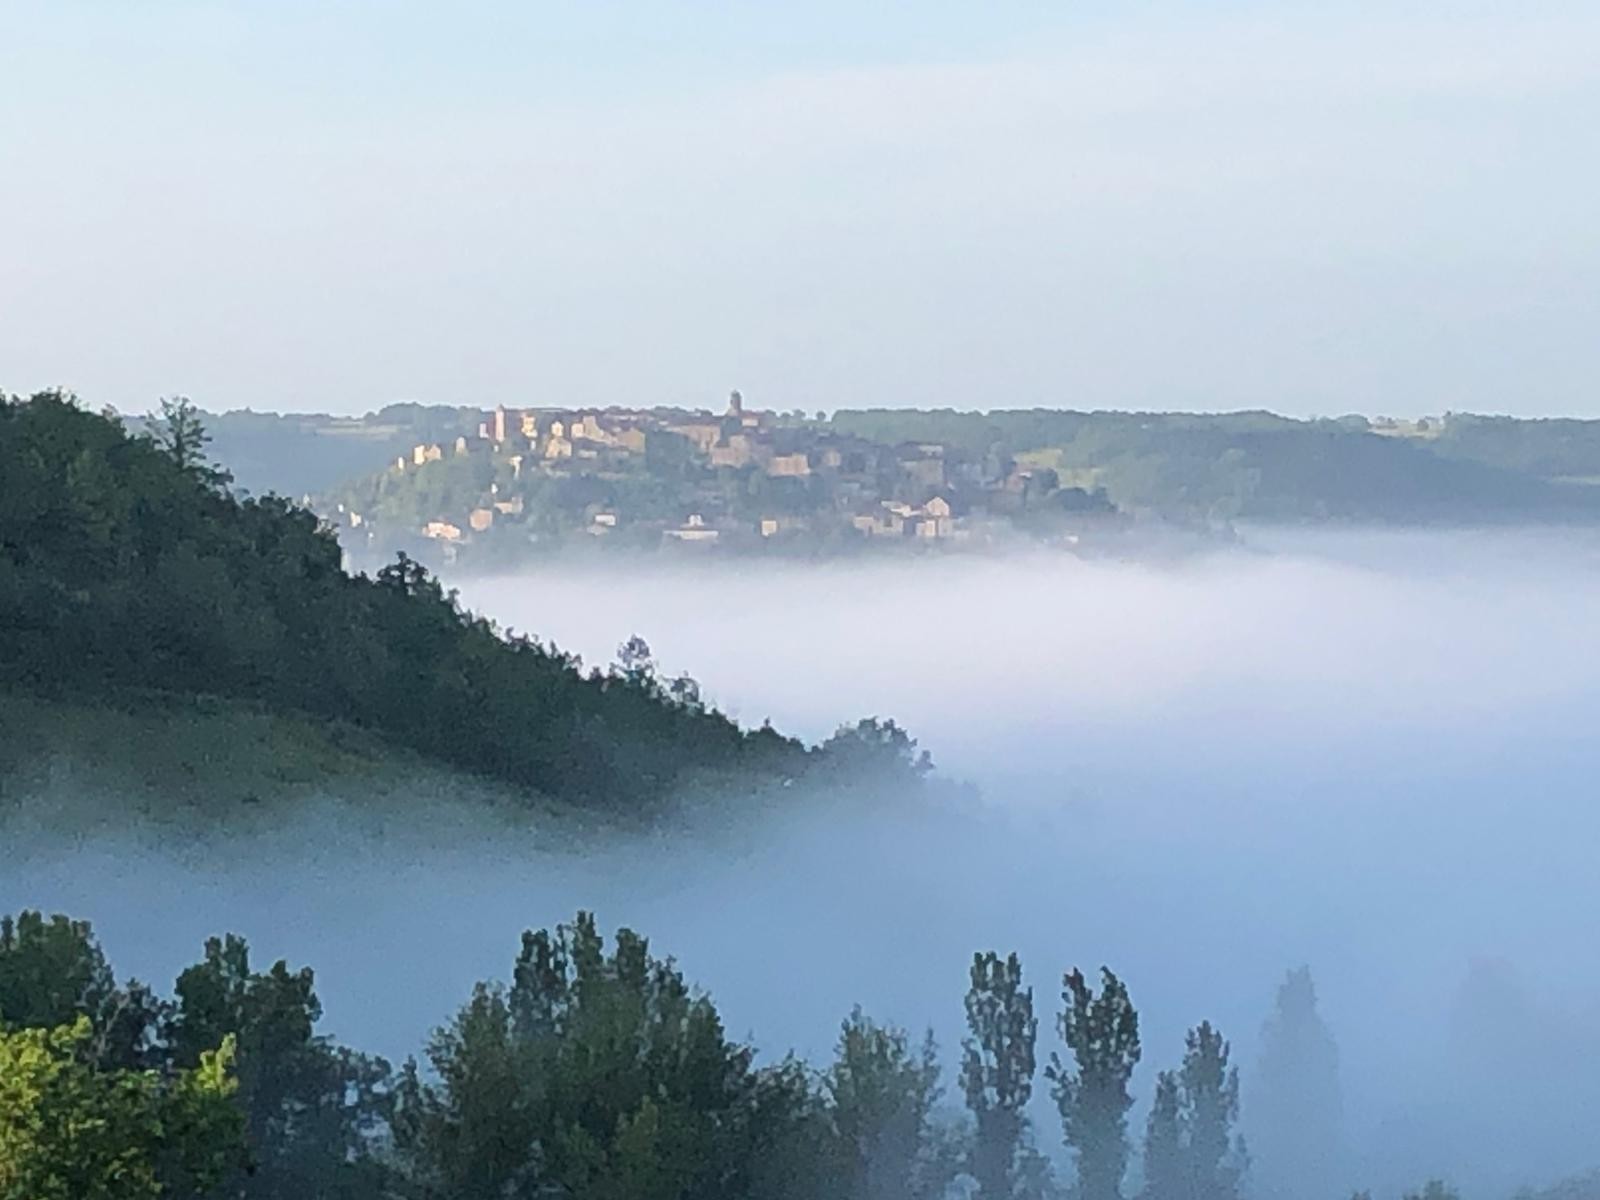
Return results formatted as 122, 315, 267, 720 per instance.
493, 496, 524, 515
767, 452, 810, 477
665, 514, 719, 543
560, 419, 614, 454
759, 515, 808, 538
412, 443, 443, 465
422, 520, 462, 541
666, 419, 722, 453
492, 406, 510, 444
910, 495, 957, 539
853, 502, 910, 538
709, 441, 746, 468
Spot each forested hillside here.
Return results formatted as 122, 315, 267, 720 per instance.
829, 409, 1600, 523
0, 391, 922, 809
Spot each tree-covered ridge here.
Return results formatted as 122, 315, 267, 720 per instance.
829, 409, 1600, 523
0, 390, 925, 809
177, 402, 1600, 563
0, 907, 1493, 1200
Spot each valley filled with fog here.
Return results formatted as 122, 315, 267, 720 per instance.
11, 528, 1600, 1196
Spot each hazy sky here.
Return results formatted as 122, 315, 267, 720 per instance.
3, 1, 1597, 417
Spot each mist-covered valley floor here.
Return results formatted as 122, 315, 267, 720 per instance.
9, 527, 1600, 1197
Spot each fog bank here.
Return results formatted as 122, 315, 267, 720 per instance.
9, 528, 1600, 1196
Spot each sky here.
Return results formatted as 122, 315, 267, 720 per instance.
2, 1, 1597, 418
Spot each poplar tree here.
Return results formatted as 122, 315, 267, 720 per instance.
827, 1008, 944, 1200
961, 951, 1039, 1199
1180, 1022, 1245, 1200
1143, 1022, 1245, 1200
1142, 1071, 1184, 1200
1047, 968, 1141, 1200
1253, 968, 1344, 1198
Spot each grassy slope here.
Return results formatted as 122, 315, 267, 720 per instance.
0, 689, 549, 833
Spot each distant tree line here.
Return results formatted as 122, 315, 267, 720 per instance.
0, 390, 929, 809
827, 409, 1600, 524
0, 907, 1475, 1200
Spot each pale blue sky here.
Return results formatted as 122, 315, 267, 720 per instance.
2, 1, 1596, 416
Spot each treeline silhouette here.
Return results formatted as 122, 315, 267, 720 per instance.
0, 907, 1476, 1200
0, 390, 928, 808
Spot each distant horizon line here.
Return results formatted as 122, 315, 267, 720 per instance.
85, 398, 1600, 426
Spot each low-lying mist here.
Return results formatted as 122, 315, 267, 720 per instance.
9, 527, 1600, 1197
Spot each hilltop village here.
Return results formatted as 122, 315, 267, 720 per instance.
325, 392, 1118, 563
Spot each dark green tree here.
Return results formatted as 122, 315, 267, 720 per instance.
1178, 1022, 1244, 1200
0, 911, 164, 1071
166, 934, 392, 1198
1047, 968, 1141, 1200
392, 985, 540, 1199
824, 1007, 946, 1200
149, 394, 226, 486
1144, 1024, 1246, 1200
398, 911, 813, 1200
1143, 1069, 1184, 1200
816, 718, 933, 783
961, 950, 1041, 1199
0, 912, 118, 1033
